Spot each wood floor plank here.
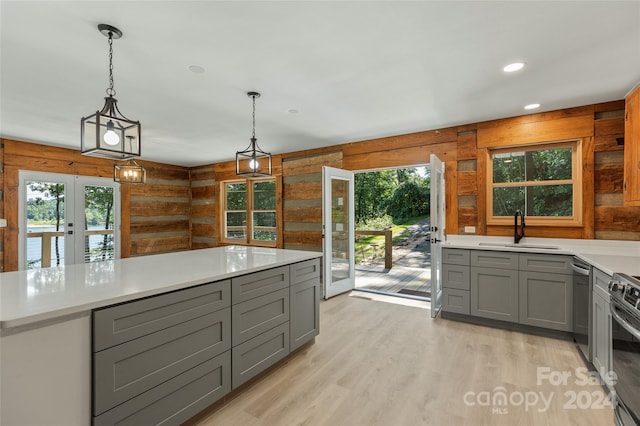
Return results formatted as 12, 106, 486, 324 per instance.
195, 293, 614, 426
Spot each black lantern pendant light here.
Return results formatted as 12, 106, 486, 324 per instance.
236, 91, 272, 177
81, 24, 141, 161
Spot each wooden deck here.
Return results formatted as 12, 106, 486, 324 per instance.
355, 264, 431, 297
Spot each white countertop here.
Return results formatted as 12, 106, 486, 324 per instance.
444, 235, 640, 276
0, 246, 321, 330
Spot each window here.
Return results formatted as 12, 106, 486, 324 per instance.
487, 141, 582, 225
222, 178, 277, 246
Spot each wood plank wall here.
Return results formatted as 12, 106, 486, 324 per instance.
190, 166, 217, 249
1, 99, 637, 272
281, 151, 342, 252
127, 163, 191, 256
0, 139, 191, 271
593, 101, 638, 239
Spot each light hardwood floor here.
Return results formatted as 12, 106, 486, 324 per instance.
195, 292, 614, 426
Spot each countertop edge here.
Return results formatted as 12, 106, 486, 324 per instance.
0, 249, 322, 331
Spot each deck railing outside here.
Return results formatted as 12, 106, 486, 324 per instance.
355, 229, 393, 269
27, 229, 114, 267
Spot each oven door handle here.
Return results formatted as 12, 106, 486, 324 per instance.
610, 303, 640, 341
571, 262, 590, 275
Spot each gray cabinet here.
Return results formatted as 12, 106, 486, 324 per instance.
471, 266, 519, 323
230, 266, 293, 389
92, 280, 232, 422
470, 251, 519, 323
471, 250, 519, 269
92, 257, 322, 425
592, 268, 612, 382
519, 271, 572, 331
232, 288, 289, 346
94, 351, 231, 426
442, 249, 470, 314
290, 259, 321, 351
232, 322, 290, 388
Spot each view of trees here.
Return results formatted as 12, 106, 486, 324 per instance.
27, 182, 115, 267
355, 167, 430, 228
492, 147, 573, 217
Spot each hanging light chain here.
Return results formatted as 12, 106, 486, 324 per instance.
251, 94, 257, 140
106, 32, 116, 97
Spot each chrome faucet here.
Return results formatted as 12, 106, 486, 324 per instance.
514, 209, 525, 244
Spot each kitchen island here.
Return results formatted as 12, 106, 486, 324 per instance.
0, 246, 322, 426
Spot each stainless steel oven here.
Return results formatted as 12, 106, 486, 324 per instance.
608, 273, 640, 426
572, 257, 592, 360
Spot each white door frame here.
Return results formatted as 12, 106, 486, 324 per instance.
430, 154, 445, 318
18, 171, 121, 270
322, 166, 355, 299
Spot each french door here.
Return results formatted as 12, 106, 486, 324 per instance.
430, 154, 446, 317
322, 166, 355, 299
18, 171, 120, 270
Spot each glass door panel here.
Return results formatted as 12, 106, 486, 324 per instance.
323, 166, 355, 299
81, 184, 116, 263
23, 179, 70, 269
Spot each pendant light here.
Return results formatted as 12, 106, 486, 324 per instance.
236, 91, 272, 177
81, 24, 141, 161
114, 159, 146, 184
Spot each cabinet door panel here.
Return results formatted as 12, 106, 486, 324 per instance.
232, 288, 289, 346
519, 254, 572, 274
232, 266, 289, 304
442, 248, 470, 265
94, 351, 231, 426
290, 277, 320, 351
291, 258, 321, 284
471, 267, 518, 323
471, 251, 519, 270
592, 292, 611, 379
93, 280, 230, 351
519, 272, 573, 331
443, 264, 470, 290
443, 288, 470, 315
232, 322, 290, 389
94, 307, 230, 415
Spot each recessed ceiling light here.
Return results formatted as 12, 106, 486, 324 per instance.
524, 103, 541, 110
503, 62, 525, 73
188, 65, 205, 74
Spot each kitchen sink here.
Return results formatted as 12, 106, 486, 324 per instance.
478, 242, 559, 250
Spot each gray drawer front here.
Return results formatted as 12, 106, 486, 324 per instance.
232, 288, 290, 346
232, 266, 289, 304
290, 277, 320, 351
93, 280, 230, 352
94, 350, 231, 426
94, 307, 230, 415
443, 288, 470, 315
291, 258, 321, 285
471, 251, 519, 270
519, 254, 572, 274
443, 264, 470, 290
593, 268, 611, 295
232, 322, 290, 389
442, 248, 470, 266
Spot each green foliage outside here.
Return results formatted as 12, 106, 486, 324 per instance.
355, 167, 430, 225
492, 147, 573, 217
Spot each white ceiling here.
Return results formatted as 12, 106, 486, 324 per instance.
1, 1, 639, 167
